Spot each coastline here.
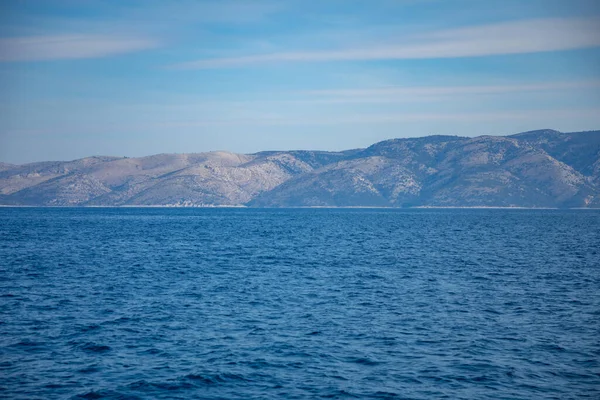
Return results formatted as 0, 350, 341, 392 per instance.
1, 204, 598, 210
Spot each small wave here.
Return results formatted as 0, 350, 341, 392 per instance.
76, 324, 101, 333
11, 339, 44, 349
185, 374, 219, 385
142, 347, 162, 355
372, 391, 400, 398
77, 364, 102, 374
536, 343, 566, 352
73, 389, 131, 399
44, 383, 66, 389
184, 372, 249, 385
325, 374, 348, 381
79, 342, 111, 353
319, 388, 360, 398
75, 392, 104, 399
349, 357, 380, 366
127, 379, 194, 391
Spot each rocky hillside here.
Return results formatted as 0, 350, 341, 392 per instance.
1, 129, 599, 208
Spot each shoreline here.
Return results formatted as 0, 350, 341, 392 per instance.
1, 204, 598, 210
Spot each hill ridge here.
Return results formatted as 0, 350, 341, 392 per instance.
1, 129, 599, 208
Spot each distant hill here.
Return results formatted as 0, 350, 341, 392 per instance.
1, 129, 599, 208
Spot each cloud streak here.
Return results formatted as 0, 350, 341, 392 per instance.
0, 34, 159, 62
298, 80, 600, 102
170, 17, 600, 69
105, 108, 600, 129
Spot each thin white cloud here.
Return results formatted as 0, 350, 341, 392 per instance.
169, 17, 600, 69
115, 80, 600, 107
0, 34, 159, 62
4, 108, 599, 138
300, 80, 600, 101
110, 108, 600, 128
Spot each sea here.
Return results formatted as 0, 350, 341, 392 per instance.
1, 207, 599, 399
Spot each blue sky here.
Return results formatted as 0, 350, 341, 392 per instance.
1, 0, 599, 163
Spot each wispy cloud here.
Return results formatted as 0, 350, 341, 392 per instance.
298, 80, 600, 102
0, 34, 159, 62
169, 17, 600, 69
120, 80, 600, 107
108, 108, 600, 129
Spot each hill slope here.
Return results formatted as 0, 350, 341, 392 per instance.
1, 130, 599, 208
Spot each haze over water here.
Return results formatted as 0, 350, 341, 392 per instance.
1, 208, 599, 399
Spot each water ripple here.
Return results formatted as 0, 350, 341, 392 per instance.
1, 208, 599, 399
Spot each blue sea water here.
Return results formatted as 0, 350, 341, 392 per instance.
0, 208, 599, 399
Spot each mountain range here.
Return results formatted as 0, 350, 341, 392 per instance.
1, 129, 599, 208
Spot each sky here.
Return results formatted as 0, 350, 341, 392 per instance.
1, 0, 600, 164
